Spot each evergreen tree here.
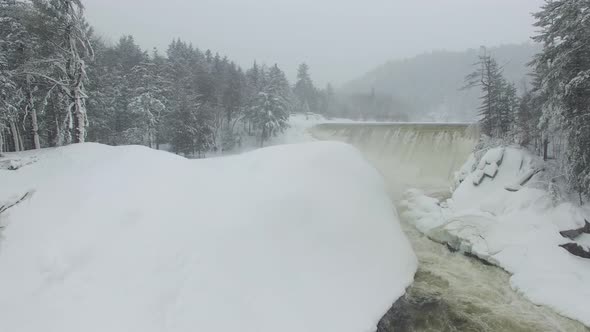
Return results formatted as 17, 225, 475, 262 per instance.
293, 63, 319, 114
249, 64, 290, 146
321, 83, 336, 118
0, 0, 33, 151
532, 0, 590, 196
0, 2, 298, 155
465, 48, 516, 138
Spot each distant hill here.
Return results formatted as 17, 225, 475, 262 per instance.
340, 43, 541, 122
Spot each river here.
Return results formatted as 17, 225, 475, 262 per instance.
310, 123, 590, 332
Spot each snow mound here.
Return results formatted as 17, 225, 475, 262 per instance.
0, 142, 417, 332
477, 147, 504, 169
401, 147, 590, 327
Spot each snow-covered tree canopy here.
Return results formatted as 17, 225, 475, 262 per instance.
0, 1, 320, 156
532, 0, 590, 196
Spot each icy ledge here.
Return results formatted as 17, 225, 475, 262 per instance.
0, 142, 417, 332
401, 147, 590, 327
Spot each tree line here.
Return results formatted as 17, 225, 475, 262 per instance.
0, 0, 331, 156
466, 0, 590, 200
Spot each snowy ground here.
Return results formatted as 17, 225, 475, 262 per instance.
0, 140, 417, 332
401, 146, 590, 327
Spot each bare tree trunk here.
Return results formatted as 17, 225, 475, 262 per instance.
73, 88, 85, 143
25, 78, 41, 150
17, 125, 24, 151
260, 127, 266, 147
54, 113, 62, 147
543, 138, 549, 161
31, 107, 41, 150
9, 120, 20, 152
0, 127, 4, 154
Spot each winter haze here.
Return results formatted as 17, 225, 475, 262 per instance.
82, 0, 544, 86
3, 1, 590, 331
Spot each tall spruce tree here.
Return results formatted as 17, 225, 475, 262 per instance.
0, 2, 300, 155
293, 63, 319, 114
532, 0, 590, 196
249, 64, 290, 146
465, 48, 516, 138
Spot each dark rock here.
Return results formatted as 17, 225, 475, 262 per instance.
560, 220, 590, 240
559, 243, 590, 259
376, 289, 470, 332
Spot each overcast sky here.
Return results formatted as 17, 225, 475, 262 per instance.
82, 0, 545, 87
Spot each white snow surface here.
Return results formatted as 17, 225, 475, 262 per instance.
0, 141, 417, 332
401, 147, 590, 327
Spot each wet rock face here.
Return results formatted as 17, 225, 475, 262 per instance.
376, 293, 452, 332
374, 267, 590, 332
376, 271, 470, 332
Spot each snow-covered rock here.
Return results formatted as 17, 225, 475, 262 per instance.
483, 162, 499, 178
401, 146, 590, 327
477, 147, 505, 169
0, 142, 417, 332
472, 169, 485, 185
454, 153, 476, 185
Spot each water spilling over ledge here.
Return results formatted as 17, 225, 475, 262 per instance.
309, 123, 480, 198
310, 122, 589, 332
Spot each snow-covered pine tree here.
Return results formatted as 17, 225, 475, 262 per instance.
127, 92, 165, 148
249, 64, 291, 146
84, 37, 117, 144
498, 82, 518, 136
125, 59, 169, 147
164, 40, 219, 156
512, 70, 548, 154
532, 0, 590, 197
293, 63, 319, 114
193, 102, 215, 157
0, 0, 35, 151
220, 63, 246, 151
464, 47, 516, 139
27, 0, 93, 144
1, 1, 293, 154
110, 36, 149, 144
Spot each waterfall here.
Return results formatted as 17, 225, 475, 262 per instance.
310, 122, 589, 332
310, 123, 479, 198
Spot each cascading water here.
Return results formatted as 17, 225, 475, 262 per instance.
310, 123, 480, 199
310, 123, 589, 332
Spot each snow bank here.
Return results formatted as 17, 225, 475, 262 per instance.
0, 142, 416, 332
401, 147, 590, 327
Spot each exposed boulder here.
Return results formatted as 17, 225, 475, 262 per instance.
559, 220, 590, 240
559, 243, 590, 259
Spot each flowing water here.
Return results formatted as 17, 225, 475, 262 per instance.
310, 123, 589, 332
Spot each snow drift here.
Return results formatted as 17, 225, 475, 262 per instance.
401, 147, 590, 327
0, 142, 417, 332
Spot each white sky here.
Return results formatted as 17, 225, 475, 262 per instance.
82, 0, 545, 87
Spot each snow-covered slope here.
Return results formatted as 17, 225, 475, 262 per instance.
0, 142, 416, 332
401, 147, 590, 327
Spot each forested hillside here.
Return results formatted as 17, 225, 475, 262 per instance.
340, 44, 540, 121
0, 0, 333, 155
